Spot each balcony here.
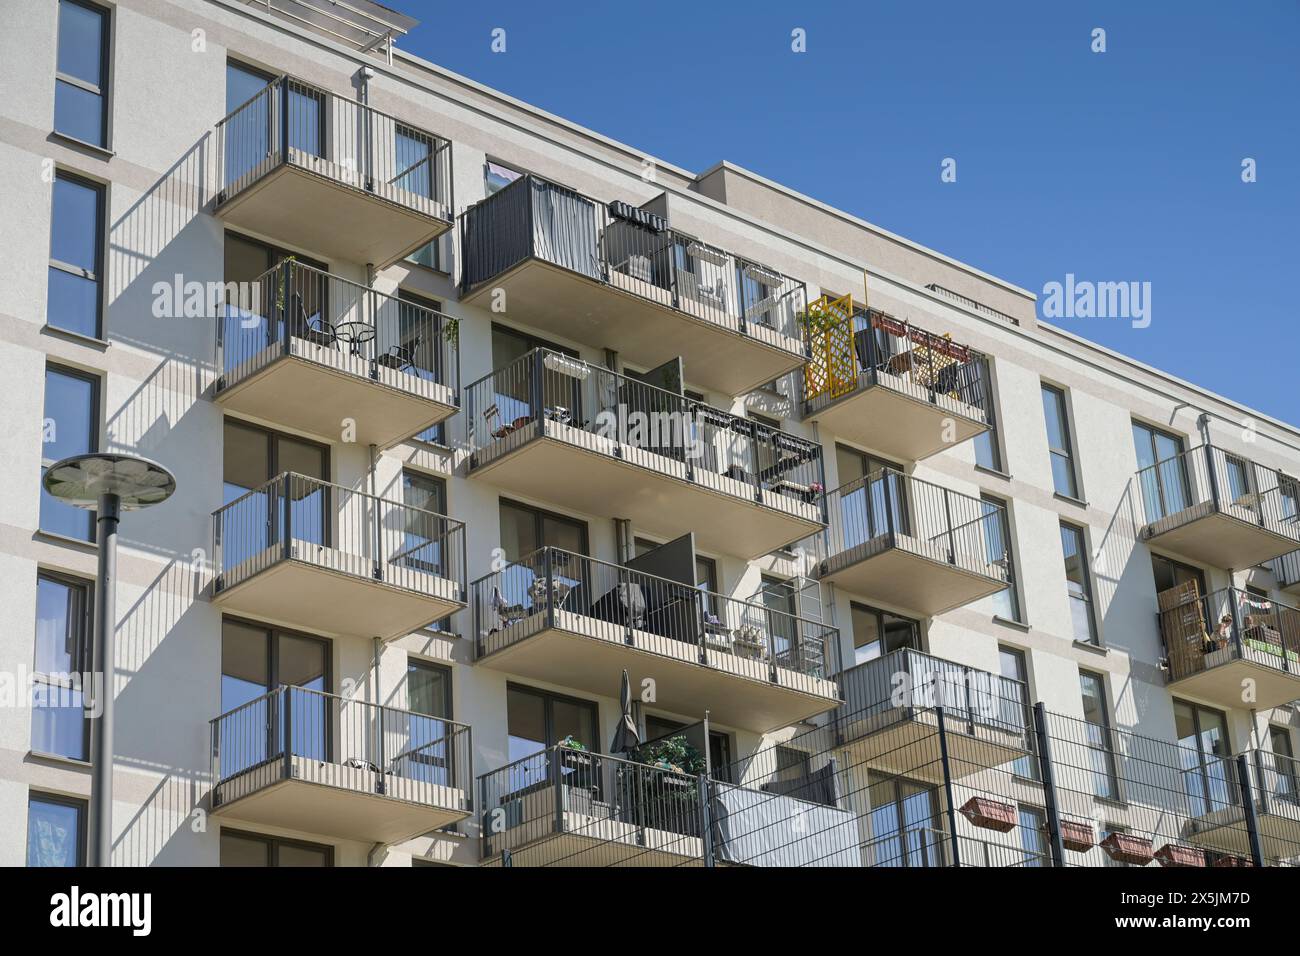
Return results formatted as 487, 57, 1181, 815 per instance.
465, 349, 826, 560
1159, 587, 1300, 709
478, 743, 861, 867
831, 648, 1031, 783
1181, 751, 1300, 865
211, 686, 472, 844
459, 175, 808, 396
1135, 444, 1300, 568
216, 76, 453, 268
801, 299, 991, 462
216, 261, 459, 449
812, 471, 1009, 616
212, 473, 466, 640
472, 548, 841, 732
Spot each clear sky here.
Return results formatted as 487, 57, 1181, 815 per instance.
396, 0, 1298, 423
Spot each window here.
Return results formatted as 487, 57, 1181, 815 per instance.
865, 772, 942, 867
499, 499, 587, 562
484, 160, 523, 197
223, 61, 273, 187
405, 660, 457, 788
981, 494, 1021, 621
1280, 474, 1300, 523
1132, 421, 1188, 523
399, 291, 447, 443
850, 603, 919, 665
1174, 699, 1234, 817
1150, 553, 1204, 599
1079, 670, 1118, 801
220, 829, 332, 867
402, 470, 452, 629
27, 793, 86, 867
505, 684, 598, 791
835, 445, 909, 548
40, 364, 99, 540
1269, 725, 1297, 802
1018, 806, 1048, 866
221, 233, 328, 375
1041, 383, 1079, 498
55, 0, 109, 147
998, 646, 1036, 780
1059, 521, 1097, 644
220, 619, 330, 775
47, 171, 105, 338
973, 370, 1004, 472
634, 536, 718, 609
32, 572, 92, 761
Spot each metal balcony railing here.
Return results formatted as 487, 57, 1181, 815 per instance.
216, 75, 451, 220
465, 348, 826, 509
217, 258, 459, 401
817, 469, 1009, 579
835, 647, 1031, 745
803, 303, 991, 417
211, 685, 473, 809
213, 471, 466, 598
472, 546, 840, 684
1273, 551, 1300, 589
459, 174, 807, 349
1135, 443, 1300, 541
1159, 586, 1300, 684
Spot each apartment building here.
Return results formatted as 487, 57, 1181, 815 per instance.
4, 0, 1298, 868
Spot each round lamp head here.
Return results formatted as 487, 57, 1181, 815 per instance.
42, 453, 177, 511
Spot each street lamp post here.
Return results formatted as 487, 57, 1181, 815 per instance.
42, 453, 177, 868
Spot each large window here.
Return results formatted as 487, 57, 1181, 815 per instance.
220, 829, 332, 867
27, 793, 86, 867
999, 645, 1037, 780
1017, 805, 1048, 866
973, 370, 1004, 471
1079, 670, 1119, 801
224, 61, 274, 187
1174, 699, 1234, 818
1269, 725, 1298, 802
401, 470, 449, 588
1041, 383, 1079, 498
220, 619, 330, 775
32, 572, 92, 761
865, 772, 942, 867
221, 233, 328, 375
505, 684, 598, 792
54, 0, 109, 147
1059, 521, 1097, 644
47, 171, 105, 338
1132, 421, 1189, 524
850, 603, 919, 666
400, 290, 447, 444
405, 660, 456, 788
981, 493, 1021, 622
40, 364, 99, 540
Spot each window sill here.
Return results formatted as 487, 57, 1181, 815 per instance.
49, 131, 114, 161
34, 529, 98, 552
1054, 492, 1089, 509
27, 750, 92, 772
974, 464, 1012, 482
1073, 639, 1109, 656
41, 324, 110, 351
992, 615, 1030, 633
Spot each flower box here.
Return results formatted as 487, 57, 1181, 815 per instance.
1100, 832, 1154, 865
959, 796, 1016, 832
1212, 855, 1254, 868
1060, 819, 1095, 852
1154, 843, 1205, 868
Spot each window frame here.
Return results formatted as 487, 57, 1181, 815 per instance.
26, 791, 87, 867
31, 570, 94, 762
1079, 669, 1120, 802
398, 290, 448, 445
47, 170, 106, 339
849, 601, 921, 665
981, 492, 1023, 623
999, 644, 1038, 780
1059, 519, 1099, 645
973, 360, 1005, 473
40, 362, 101, 541
1041, 382, 1080, 499
219, 827, 334, 867
54, 0, 111, 149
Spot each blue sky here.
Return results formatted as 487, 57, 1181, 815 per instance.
399, 1, 1298, 423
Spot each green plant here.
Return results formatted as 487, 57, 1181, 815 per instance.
798, 300, 845, 337
638, 735, 705, 776
557, 735, 587, 752
442, 315, 459, 347
273, 255, 299, 313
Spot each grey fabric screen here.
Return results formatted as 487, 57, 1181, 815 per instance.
529, 179, 601, 280
711, 780, 862, 866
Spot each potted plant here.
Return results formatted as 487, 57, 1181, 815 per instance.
1059, 819, 1095, 852
557, 735, 591, 772
1154, 843, 1206, 868
1212, 855, 1254, 868
1100, 832, 1154, 865
958, 796, 1016, 832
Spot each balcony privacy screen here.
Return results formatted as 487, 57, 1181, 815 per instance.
462, 177, 602, 287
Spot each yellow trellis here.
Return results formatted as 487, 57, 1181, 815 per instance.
802, 292, 857, 402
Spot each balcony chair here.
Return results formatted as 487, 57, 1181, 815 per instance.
287, 292, 338, 349
376, 334, 421, 374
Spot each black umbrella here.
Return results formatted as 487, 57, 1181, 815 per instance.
610, 668, 641, 756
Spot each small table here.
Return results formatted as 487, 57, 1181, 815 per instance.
335, 321, 376, 357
